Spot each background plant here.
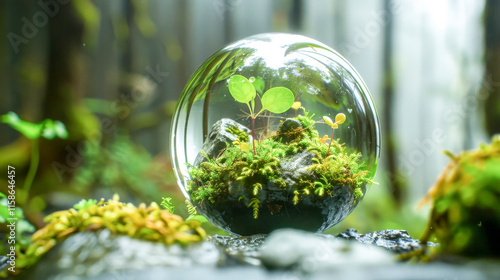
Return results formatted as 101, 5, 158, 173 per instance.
1, 112, 68, 205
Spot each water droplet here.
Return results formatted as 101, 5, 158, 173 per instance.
347, 108, 352, 113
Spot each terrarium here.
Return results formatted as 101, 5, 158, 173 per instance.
170, 33, 380, 236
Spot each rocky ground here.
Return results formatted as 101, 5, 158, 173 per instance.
18, 228, 500, 280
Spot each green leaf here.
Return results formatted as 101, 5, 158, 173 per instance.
160, 197, 175, 213
249, 76, 265, 95
228, 75, 256, 104
260, 87, 294, 114
186, 215, 208, 223
42, 119, 68, 139
16, 219, 35, 246
1, 112, 43, 139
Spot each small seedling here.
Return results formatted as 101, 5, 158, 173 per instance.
1, 112, 68, 205
323, 113, 346, 156
228, 75, 294, 155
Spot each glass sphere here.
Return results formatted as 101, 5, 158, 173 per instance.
170, 33, 380, 236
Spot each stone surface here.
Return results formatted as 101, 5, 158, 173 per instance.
337, 228, 438, 254
279, 150, 315, 188
22, 229, 219, 279
259, 229, 393, 272
18, 228, 500, 280
194, 118, 251, 166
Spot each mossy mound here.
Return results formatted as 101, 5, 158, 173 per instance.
3, 195, 205, 277
420, 136, 500, 257
187, 111, 374, 235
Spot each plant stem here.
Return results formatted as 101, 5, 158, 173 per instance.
22, 138, 39, 205
326, 128, 335, 157
252, 117, 257, 155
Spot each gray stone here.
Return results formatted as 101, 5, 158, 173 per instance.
337, 228, 438, 254
279, 150, 315, 188
259, 229, 393, 273
194, 118, 251, 166
18, 228, 500, 280
22, 229, 220, 279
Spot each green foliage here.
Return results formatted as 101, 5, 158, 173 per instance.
1, 112, 68, 205
74, 135, 173, 201
73, 198, 98, 210
1, 112, 68, 140
260, 87, 295, 114
228, 75, 295, 154
184, 200, 209, 222
248, 198, 260, 219
160, 197, 175, 213
2, 195, 206, 277
187, 109, 374, 219
226, 125, 249, 142
228, 74, 256, 104
228, 75, 294, 117
420, 138, 500, 257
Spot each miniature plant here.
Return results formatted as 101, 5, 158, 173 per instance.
228, 75, 295, 155
1, 112, 68, 205
160, 197, 175, 213
187, 110, 374, 226
323, 113, 346, 156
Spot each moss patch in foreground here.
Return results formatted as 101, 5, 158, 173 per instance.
419, 136, 500, 258
3, 195, 205, 277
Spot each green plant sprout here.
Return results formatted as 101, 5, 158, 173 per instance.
1, 112, 68, 205
228, 75, 294, 155
160, 197, 175, 213
323, 113, 346, 156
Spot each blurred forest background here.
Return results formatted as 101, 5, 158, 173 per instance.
0, 0, 499, 236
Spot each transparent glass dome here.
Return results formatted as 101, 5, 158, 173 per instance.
170, 33, 380, 236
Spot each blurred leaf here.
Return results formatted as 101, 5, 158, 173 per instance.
16, 220, 35, 246
186, 215, 208, 223
1, 112, 68, 140
1, 112, 43, 139
160, 197, 175, 214
73, 198, 98, 210
41, 120, 68, 139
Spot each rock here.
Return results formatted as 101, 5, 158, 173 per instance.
194, 118, 251, 166
208, 234, 267, 265
279, 150, 315, 188
276, 119, 302, 144
23, 229, 220, 279
337, 228, 438, 254
259, 229, 393, 273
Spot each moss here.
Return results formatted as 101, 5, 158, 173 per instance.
188, 110, 374, 219
3, 195, 205, 277
419, 136, 500, 258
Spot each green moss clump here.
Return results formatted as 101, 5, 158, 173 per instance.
3, 195, 205, 277
187, 110, 374, 219
420, 136, 500, 257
